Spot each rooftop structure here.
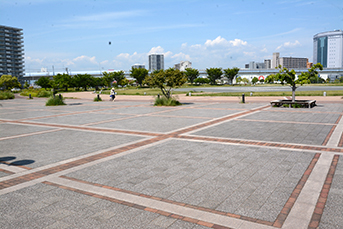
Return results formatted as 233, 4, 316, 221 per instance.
174, 61, 192, 71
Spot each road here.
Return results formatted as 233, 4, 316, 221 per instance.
175, 85, 343, 93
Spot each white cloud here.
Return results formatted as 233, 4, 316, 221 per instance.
261, 47, 268, 53
205, 36, 229, 47
204, 36, 247, 47
230, 39, 247, 46
171, 52, 191, 60
164, 51, 173, 58
276, 40, 301, 50
148, 46, 165, 54
73, 10, 145, 22
73, 55, 97, 64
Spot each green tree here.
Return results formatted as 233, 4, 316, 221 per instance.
271, 63, 323, 102
206, 68, 222, 85
242, 78, 250, 84
53, 73, 72, 91
144, 68, 187, 99
35, 76, 51, 89
130, 67, 148, 87
0, 75, 21, 90
112, 71, 126, 87
103, 71, 126, 87
194, 77, 210, 85
236, 76, 242, 84
184, 68, 199, 84
251, 77, 259, 85
265, 74, 276, 84
92, 77, 105, 91
73, 74, 93, 91
23, 82, 30, 89
223, 67, 239, 84
102, 72, 114, 87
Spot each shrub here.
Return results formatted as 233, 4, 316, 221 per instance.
93, 96, 102, 102
21, 89, 52, 98
45, 96, 66, 106
154, 96, 181, 106
0, 91, 15, 100
37, 90, 52, 97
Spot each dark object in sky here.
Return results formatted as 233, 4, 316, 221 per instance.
109, 41, 111, 45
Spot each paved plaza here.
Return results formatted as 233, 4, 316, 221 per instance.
0, 94, 343, 229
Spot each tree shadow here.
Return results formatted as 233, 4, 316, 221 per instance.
0, 156, 16, 162
9, 160, 35, 166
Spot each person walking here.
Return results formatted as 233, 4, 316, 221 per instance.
110, 88, 115, 101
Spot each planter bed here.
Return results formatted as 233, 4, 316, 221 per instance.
270, 99, 316, 108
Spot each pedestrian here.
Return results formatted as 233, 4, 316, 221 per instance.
110, 88, 115, 101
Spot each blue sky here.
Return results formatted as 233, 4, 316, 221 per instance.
2, 0, 343, 72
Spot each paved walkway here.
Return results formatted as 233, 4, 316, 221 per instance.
0, 94, 342, 228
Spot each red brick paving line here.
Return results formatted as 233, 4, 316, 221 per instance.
0, 161, 32, 171
42, 180, 233, 229
338, 132, 343, 147
177, 135, 343, 153
0, 129, 62, 141
0, 168, 15, 175
308, 155, 340, 229
272, 153, 321, 228
335, 114, 342, 124
322, 125, 337, 146
59, 175, 274, 227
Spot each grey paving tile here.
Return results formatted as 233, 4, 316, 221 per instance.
91, 115, 209, 133
192, 119, 333, 145
0, 129, 144, 168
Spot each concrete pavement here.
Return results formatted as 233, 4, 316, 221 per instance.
0, 94, 342, 228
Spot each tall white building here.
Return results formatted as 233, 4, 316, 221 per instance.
149, 54, 164, 72
313, 30, 343, 68
0, 25, 25, 84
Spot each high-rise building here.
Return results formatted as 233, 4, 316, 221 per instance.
149, 54, 164, 72
0, 25, 25, 84
313, 30, 343, 68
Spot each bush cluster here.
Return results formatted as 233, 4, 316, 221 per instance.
0, 91, 15, 100
93, 96, 102, 102
45, 96, 66, 106
21, 89, 52, 98
154, 96, 181, 106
